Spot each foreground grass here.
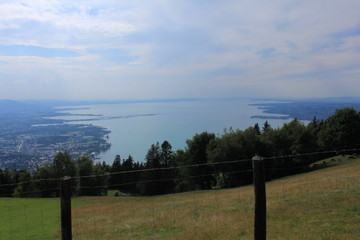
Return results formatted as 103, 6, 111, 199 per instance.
1, 156, 359, 239
0, 198, 85, 240
0, 198, 60, 240
70, 156, 360, 240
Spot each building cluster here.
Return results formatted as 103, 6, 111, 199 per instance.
0, 125, 111, 170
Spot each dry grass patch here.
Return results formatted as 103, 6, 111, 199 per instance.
70, 157, 360, 240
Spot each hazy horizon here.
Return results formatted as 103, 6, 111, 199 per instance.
2, 96, 360, 103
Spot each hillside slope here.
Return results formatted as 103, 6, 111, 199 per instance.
1, 156, 358, 239
68, 155, 360, 240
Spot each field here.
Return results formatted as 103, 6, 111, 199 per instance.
1, 155, 360, 240
0, 198, 60, 239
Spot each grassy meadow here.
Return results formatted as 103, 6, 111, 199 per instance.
1, 155, 360, 240
0, 197, 60, 240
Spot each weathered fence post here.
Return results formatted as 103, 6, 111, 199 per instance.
252, 155, 266, 240
60, 176, 72, 240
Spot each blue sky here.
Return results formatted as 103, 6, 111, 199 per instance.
0, 0, 360, 100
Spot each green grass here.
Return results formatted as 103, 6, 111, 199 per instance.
107, 189, 132, 197
0, 198, 85, 240
310, 154, 356, 167
1, 156, 360, 239
0, 198, 60, 240
71, 156, 360, 240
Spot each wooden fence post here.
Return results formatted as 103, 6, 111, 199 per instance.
252, 155, 266, 240
60, 176, 72, 240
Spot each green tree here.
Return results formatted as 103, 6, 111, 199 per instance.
254, 123, 261, 135
52, 152, 76, 178
186, 132, 216, 190
76, 156, 94, 196
13, 169, 35, 197
145, 142, 161, 169
109, 155, 122, 188
0, 169, 19, 196
160, 141, 176, 193
33, 164, 58, 197
121, 155, 137, 193
318, 108, 360, 150
76, 156, 108, 196
137, 141, 176, 195
207, 128, 254, 187
262, 121, 271, 133
93, 162, 109, 196
137, 143, 162, 195
160, 140, 173, 166
172, 149, 191, 192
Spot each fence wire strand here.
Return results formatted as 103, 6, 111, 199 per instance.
1, 149, 360, 239
1, 147, 359, 189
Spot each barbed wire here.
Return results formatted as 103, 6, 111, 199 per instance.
0, 178, 60, 187
1, 160, 359, 240
0, 148, 359, 190
73, 148, 360, 180
68, 173, 360, 239
74, 169, 254, 190
70, 157, 254, 180
0, 187, 61, 198
273, 174, 360, 184
262, 148, 360, 161
0, 170, 355, 196
86, 175, 359, 194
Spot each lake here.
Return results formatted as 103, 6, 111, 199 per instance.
54, 99, 291, 163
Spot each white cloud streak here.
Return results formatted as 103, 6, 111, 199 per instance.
0, 0, 359, 99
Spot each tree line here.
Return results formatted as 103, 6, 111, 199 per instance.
1, 107, 360, 197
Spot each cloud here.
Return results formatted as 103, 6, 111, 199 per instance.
0, 44, 77, 57
0, 0, 360, 100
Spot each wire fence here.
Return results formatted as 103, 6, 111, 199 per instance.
1, 150, 360, 239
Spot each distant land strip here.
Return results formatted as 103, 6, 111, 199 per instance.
63, 113, 160, 122
250, 115, 290, 120
250, 98, 360, 121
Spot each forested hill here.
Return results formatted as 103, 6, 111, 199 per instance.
2, 107, 360, 197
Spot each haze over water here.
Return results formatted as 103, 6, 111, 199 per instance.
55, 99, 291, 163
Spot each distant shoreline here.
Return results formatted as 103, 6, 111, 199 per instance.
250, 115, 290, 120
250, 98, 360, 121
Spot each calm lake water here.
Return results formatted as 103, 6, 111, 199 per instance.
54, 99, 291, 164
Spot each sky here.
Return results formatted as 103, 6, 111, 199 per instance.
0, 0, 360, 100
